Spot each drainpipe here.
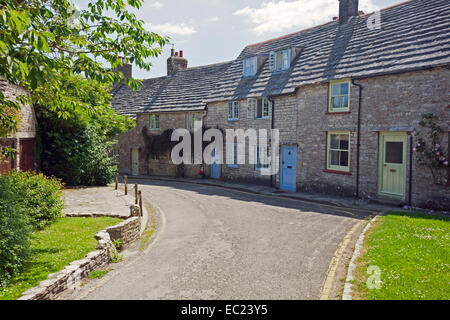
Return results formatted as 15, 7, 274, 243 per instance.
268, 96, 275, 188
409, 135, 413, 207
351, 79, 363, 198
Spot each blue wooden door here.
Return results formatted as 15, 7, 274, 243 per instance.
281, 146, 297, 192
210, 148, 221, 179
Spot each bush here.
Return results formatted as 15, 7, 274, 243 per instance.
38, 125, 117, 186
0, 193, 30, 286
0, 171, 63, 229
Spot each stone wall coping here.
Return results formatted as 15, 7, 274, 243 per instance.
18, 215, 141, 300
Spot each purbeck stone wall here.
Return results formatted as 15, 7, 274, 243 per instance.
118, 111, 204, 178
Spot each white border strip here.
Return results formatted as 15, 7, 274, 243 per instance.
342, 215, 380, 300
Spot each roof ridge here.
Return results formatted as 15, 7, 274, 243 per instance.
245, 0, 416, 48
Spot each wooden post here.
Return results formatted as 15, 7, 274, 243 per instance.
135, 184, 138, 205
138, 190, 143, 217
124, 176, 128, 195
115, 173, 118, 190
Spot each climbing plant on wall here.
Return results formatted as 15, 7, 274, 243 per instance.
413, 113, 449, 185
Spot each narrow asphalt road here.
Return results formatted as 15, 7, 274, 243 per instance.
68, 180, 372, 300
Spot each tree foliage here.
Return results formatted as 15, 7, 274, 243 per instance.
36, 74, 134, 186
0, 0, 168, 152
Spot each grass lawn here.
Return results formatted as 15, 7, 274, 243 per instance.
0, 217, 121, 300
353, 211, 450, 300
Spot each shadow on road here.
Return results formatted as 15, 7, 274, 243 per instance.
128, 178, 374, 220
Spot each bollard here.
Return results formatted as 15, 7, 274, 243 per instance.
138, 190, 143, 217
135, 184, 138, 205
124, 176, 128, 195
115, 173, 119, 190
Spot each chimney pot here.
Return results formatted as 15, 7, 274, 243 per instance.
171, 48, 175, 57
167, 50, 188, 76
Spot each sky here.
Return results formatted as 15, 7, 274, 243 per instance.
74, 0, 407, 79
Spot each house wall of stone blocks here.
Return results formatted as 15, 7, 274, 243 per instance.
203, 67, 449, 210
267, 66, 449, 209
0, 80, 36, 172
118, 111, 204, 178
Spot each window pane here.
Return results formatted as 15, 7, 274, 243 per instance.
385, 142, 403, 164
340, 151, 349, 166
330, 150, 340, 166
330, 134, 340, 149
332, 83, 340, 96
340, 82, 349, 95
339, 135, 349, 150
263, 99, 269, 117
256, 99, 262, 118
276, 52, 283, 70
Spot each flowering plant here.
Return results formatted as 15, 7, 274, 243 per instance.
413, 113, 448, 185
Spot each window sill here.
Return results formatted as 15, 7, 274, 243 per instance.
323, 169, 351, 175
326, 111, 351, 115
227, 165, 239, 169
149, 128, 160, 131
227, 119, 239, 122
255, 117, 270, 120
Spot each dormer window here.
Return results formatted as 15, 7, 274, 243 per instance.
269, 49, 291, 72
243, 56, 258, 77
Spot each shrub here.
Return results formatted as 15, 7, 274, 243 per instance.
0, 199, 30, 286
0, 171, 63, 229
38, 125, 117, 186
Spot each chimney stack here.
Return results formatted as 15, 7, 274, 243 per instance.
113, 56, 132, 90
167, 49, 188, 76
339, 0, 359, 25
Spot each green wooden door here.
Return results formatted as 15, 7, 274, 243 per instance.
378, 132, 407, 198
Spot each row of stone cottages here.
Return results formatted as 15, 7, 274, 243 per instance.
112, 0, 450, 210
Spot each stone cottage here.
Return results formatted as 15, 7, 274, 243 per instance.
112, 50, 232, 177
112, 0, 449, 209
0, 80, 37, 173
204, 0, 450, 209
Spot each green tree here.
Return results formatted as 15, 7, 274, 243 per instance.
36, 74, 134, 186
0, 0, 168, 155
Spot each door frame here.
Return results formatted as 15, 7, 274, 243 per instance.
377, 131, 407, 199
280, 145, 297, 192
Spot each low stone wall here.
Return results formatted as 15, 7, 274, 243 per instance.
106, 217, 141, 250
19, 215, 141, 300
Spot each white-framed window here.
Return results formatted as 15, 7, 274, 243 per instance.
329, 80, 350, 112
227, 101, 239, 121
257, 98, 270, 119
243, 56, 258, 77
150, 114, 160, 130
185, 113, 201, 129
255, 145, 270, 172
247, 98, 257, 119
226, 142, 238, 168
269, 49, 291, 72
247, 98, 270, 119
327, 132, 350, 172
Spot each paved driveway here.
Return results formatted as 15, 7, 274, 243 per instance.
65, 179, 373, 300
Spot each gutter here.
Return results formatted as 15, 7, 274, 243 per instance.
351, 79, 363, 198
268, 95, 275, 188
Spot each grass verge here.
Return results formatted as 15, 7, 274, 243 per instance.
0, 216, 121, 300
352, 211, 449, 300
139, 204, 157, 251
88, 270, 109, 279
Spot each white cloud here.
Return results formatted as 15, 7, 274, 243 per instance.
234, 0, 378, 35
149, 1, 163, 9
206, 16, 220, 23
145, 22, 196, 36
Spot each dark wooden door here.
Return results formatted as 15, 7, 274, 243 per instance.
19, 138, 34, 171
